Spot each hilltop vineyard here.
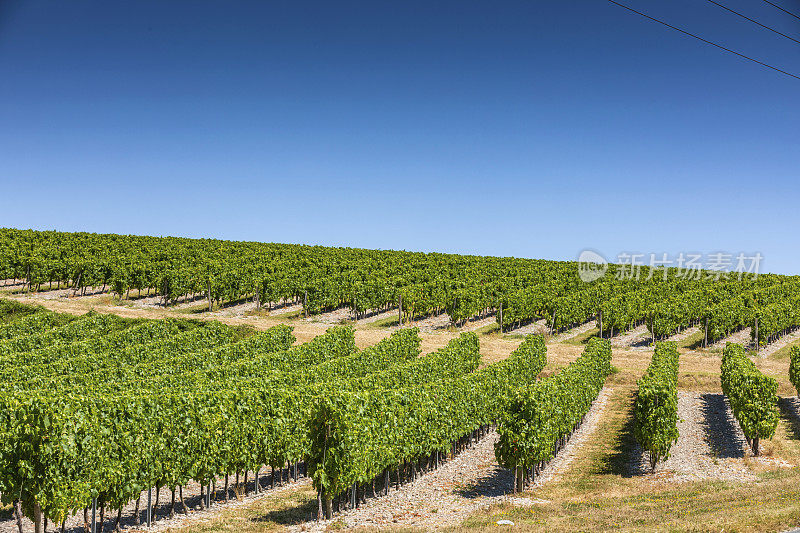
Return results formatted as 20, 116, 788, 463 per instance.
2, 228, 800, 347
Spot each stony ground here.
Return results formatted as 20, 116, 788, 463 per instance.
292, 388, 612, 531
712, 327, 753, 350
629, 392, 758, 482
759, 327, 800, 358
0, 470, 302, 533
610, 324, 651, 350
665, 325, 701, 344
550, 321, 595, 343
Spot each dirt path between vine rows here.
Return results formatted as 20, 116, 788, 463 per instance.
292, 388, 612, 531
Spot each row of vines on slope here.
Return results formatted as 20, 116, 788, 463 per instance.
494, 338, 612, 492
633, 341, 679, 470
3, 229, 794, 345
720, 343, 779, 456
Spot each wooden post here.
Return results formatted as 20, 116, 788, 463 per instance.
34, 502, 43, 533
598, 310, 603, 339
398, 295, 403, 327
255, 287, 261, 310
304, 291, 308, 318
703, 317, 708, 348
92, 498, 98, 533
146, 488, 152, 527
324, 494, 332, 519
498, 302, 503, 333
651, 317, 655, 345
754, 317, 759, 355
207, 280, 212, 312
71, 271, 82, 297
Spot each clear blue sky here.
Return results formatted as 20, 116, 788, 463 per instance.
1, 1, 797, 272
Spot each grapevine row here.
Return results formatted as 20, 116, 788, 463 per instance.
633, 341, 679, 470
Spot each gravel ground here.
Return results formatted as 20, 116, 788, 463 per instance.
758, 328, 800, 358
529, 387, 613, 487
550, 321, 596, 343
308, 307, 386, 325
664, 326, 701, 344
393, 313, 496, 334
1, 469, 301, 533
629, 391, 766, 483
610, 324, 651, 350
711, 327, 752, 350
294, 388, 612, 531
505, 319, 547, 337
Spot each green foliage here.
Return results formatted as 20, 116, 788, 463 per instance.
0, 317, 435, 523
494, 338, 612, 470
720, 342, 779, 445
308, 334, 547, 497
633, 342, 679, 469
789, 346, 800, 395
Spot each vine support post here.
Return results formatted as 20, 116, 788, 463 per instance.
207, 280, 212, 312
34, 502, 43, 533
398, 295, 403, 327
14, 500, 24, 533
92, 498, 97, 533
651, 317, 655, 346
754, 318, 759, 355
146, 488, 152, 528
498, 302, 503, 333
598, 310, 602, 339
304, 290, 308, 318
324, 493, 332, 519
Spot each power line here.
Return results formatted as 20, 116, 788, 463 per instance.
761, 0, 800, 22
704, 0, 800, 45
606, 0, 800, 80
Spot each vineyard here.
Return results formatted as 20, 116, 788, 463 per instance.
0, 300, 578, 532
2, 229, 800, 532
2, 228, 800, 350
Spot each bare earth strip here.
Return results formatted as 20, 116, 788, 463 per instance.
294, 388, 612, 531
528, 387, 613, 487
711, 327, 752, 349
665, 326, 700, 344
759, 328, 800, 359
0, 470, 303, 533
610, 324, 650, 350
628, 391, 791, 483
506, 319, 547, 337
550, 321, 595, 343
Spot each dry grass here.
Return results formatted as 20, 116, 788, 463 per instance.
459, 384, 800, 533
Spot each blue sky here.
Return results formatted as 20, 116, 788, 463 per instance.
1, 1, 797, 272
